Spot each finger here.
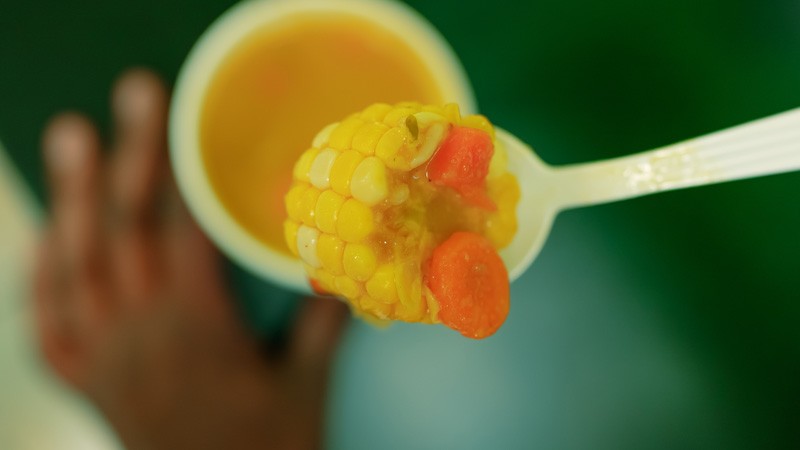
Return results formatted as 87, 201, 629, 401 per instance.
42, 113, 110, 335
109, 68, 169, 215
43, 113, 103, 286
40, 114, 110, 387
32, 233, 85, 387
107, 69, 169, 303
288, 297, 350, 373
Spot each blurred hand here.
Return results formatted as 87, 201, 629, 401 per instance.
33, 69, 349, 450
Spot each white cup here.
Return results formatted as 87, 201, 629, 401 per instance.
170, 0, 476, 294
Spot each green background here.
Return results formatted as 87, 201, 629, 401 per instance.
1, 0, 798, 448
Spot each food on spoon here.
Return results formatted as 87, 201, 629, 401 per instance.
283, 102, 520, 338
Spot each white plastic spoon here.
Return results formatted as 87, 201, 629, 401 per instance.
500, 107, 800, 280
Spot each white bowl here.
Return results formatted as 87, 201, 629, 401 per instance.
170, 0, 476, 294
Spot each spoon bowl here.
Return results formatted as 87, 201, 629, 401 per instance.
496, 129, 557, 281
498, 107, 800, 280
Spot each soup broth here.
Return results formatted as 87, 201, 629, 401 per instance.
200, 14, 444, 255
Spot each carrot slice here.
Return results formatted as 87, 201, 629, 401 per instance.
427, 126, 496, 210
426, 231, 509, 339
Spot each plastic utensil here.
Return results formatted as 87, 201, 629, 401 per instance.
501, 107, 800, 281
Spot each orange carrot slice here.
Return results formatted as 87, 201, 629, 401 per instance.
427, 126, 496, 210
426, 231, 509, 339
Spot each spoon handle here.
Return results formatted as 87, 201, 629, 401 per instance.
551, 107, 800, 209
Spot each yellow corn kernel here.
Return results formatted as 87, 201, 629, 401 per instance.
359, 103, 393, 122
285, 184, 308, 222
405, 115, 419, 140
309, 148, 339, 189
485, 173, 520, 248
303, 264, 318, 276
375, 127, 410, 169
315, 269, 336, 293
352, 122, 390, 155
350, 157, 388, 206
488, 173, 520, 208
283, 220, 300, 256
388, 184, 409, 205
395, 297, 425, 322
461, 114, 495, 139
314, 190, 345, 234
328, 116, 364, 150
335, 275, 361, 299
359, 295, 393, 319
298, 187, 320, 226
485, 212, 517, 249
365, 264, 398, 304
330, 150, 363, 196
317, 233, 345, 275
487, 139, 508, 179
409, 122, 446, 168
442, 103, 462, 123
312, 122, 338, 148
343, 243, 377, 281
293, 148, 319, 182
337, 199, 374, 242
296, 225, 321, 268
412, 111, 445, 129
383, 107, 417, 126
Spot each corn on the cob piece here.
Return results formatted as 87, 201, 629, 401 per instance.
284, 102, 519, 338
